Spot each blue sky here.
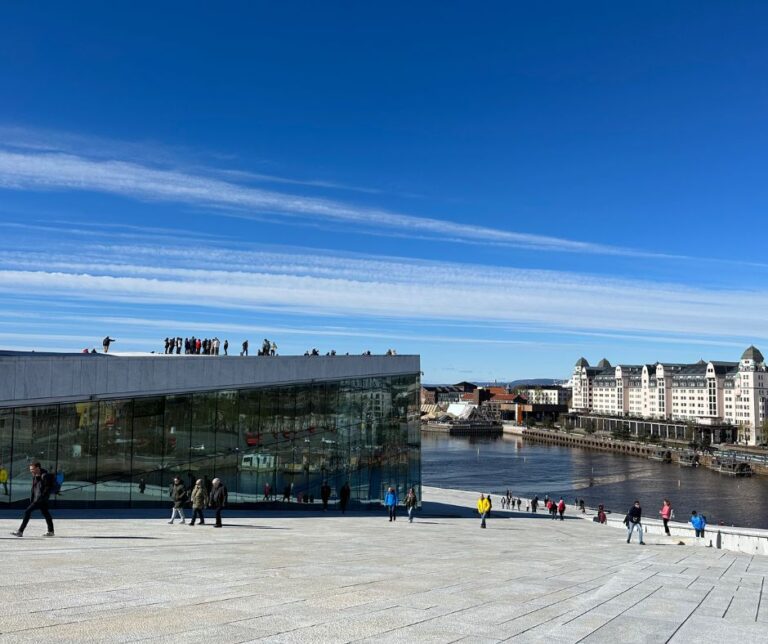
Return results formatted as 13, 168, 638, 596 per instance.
2, 2, 768, 382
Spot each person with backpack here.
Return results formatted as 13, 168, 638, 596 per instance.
168, 476, 188, 524
384, 486, 398, 522
690, 510, 707, 538
11, 462, 55, 537
189, 479, 209, 526
209, 478, 228, 528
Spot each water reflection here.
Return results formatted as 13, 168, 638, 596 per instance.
422, 432, 768, 529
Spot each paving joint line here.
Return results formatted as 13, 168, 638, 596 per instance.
574, 585, 663, 643
665, 585, 715, 643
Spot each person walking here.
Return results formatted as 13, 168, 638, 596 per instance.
659, 499, 673, 536
597, 504, 607, 524
138, 478, 146, 494
189, 479, 208, 526
405, 487, 418, 523
384, 486, 398, 521
168, 476, 188, 524
102, 336, 115, 353
690, 511, 707, 538
477, 493, 490, 528
0, 465, 8, 495
209, 478, 228, 527
339, 482, 351, 514
223, 339, 229, 356
320, 481, 331, 511
531, 496, 539, 513
263, 482, 272, 501
516, 497, 521, 511
11, 462, 55, 537
486, 494, 492, 517
557, 498, 566, 521
624, 500, 645, 545
241, 340, 249, 356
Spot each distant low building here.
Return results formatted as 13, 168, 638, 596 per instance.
420, 381, 478, 406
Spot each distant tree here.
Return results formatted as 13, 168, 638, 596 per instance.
583, 418, 596, 435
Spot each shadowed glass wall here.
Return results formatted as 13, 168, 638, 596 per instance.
0, 374, 420, 508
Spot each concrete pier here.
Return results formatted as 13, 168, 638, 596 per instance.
1, 486, 767, 642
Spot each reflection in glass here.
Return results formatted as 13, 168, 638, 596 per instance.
0, 373, 421, 508
58, 402, 97, 502
96, 399, 133, 504
11, 406, 59, 503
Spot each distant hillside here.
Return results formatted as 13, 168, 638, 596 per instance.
505, 378, 562, 388
423, 378, 563, 388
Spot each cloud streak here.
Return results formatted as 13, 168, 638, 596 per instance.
0, 241, 767, 343
0, 147, 680, 258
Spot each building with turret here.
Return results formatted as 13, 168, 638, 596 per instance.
570, 346, 768, 445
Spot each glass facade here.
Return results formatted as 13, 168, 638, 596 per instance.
0, 374, 421, 508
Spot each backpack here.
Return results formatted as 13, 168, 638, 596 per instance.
48, 472, 62, 496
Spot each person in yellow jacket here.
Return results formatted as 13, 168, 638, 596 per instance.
0, 467, 8, 496
477, 493, 491, 529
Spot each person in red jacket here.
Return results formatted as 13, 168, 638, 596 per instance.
557, 498, 566, 521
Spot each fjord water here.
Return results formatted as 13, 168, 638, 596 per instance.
422, 433, 768, 529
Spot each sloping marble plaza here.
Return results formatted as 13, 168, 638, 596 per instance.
1, 487, 767, 643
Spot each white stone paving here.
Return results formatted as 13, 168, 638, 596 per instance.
1, 486, 767, 642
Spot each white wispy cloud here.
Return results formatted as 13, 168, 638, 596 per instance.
0, 146, 679, 258
0, 242, 767, 343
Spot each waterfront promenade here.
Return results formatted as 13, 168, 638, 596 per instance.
2, 487, 767, 642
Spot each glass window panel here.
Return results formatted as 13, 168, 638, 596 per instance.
131, 397, 166, 504
11, 405, 59, 503
214, 390, 240, 501
237, 389, 269, 503
58, 402, 98, 503
274, 388, 298, 502
187, 393, 217, 493
164, 394, 191, 487
95, 399, 133, 504
0, 408, 12, 505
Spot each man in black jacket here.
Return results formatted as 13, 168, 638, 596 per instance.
209, 478, 228, 528
11, 462, 55, 537
320, 481, 332, 511
624, 500, 645, 545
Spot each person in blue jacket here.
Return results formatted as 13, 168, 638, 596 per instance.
690, 510, 707, 538
384, 486, 398, 522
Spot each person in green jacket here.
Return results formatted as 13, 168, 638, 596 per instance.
168, 476, 187, 524
189, 479, 209, 526
405, 488, 418, 523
